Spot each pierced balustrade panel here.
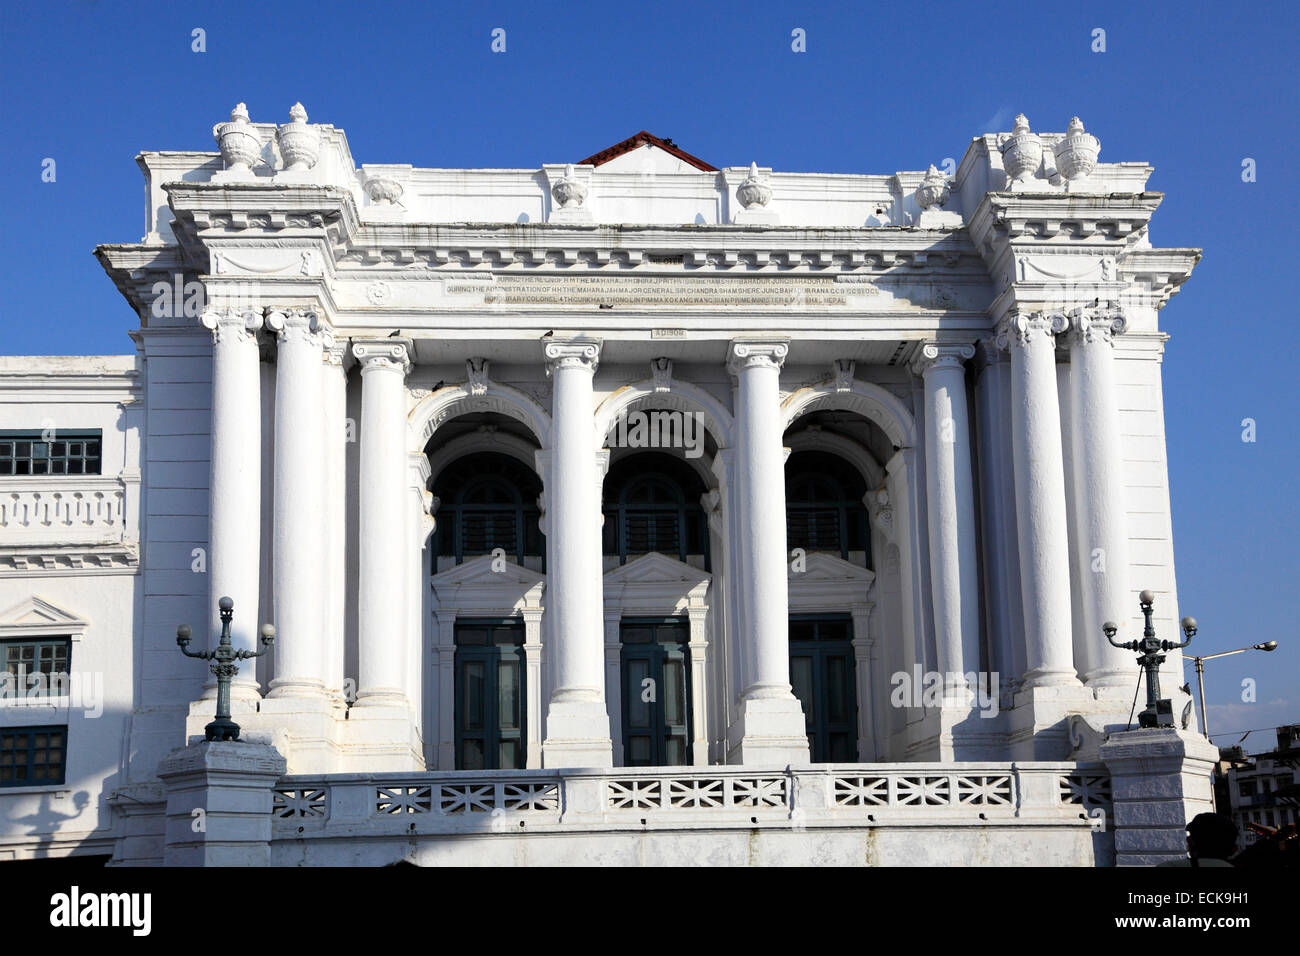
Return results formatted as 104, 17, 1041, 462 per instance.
434, 780, 560, 814
377, 786, 434, 815
607, 775, 788, 811
832, 773, 1015, 808
274, 788, 327, 819
1057, 772, 1112, 809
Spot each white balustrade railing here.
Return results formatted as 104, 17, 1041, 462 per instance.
0, 478, 130, 546
270, 763, 1111, 838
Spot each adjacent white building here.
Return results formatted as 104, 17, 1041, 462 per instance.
0, 108, 1211, 865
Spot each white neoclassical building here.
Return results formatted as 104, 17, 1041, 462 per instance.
0, 108, 1216, 866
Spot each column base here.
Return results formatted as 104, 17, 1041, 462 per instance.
905, 702, 1008, 761
187, 694, 341, 774
727, 696, 810, 767
339, 701, 425, 772
542, 699, 613, 769
1007, 683, 1142, 760
1020, 666, 1082, 689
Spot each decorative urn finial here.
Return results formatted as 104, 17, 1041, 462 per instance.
915, 164, 951, 210
276, 102, 320, 172
999, 113, 1042, 184
736, 161, 772, 209
1054, 116, 1101, 182
213, 102, 260, 172
551, 164, 587, 209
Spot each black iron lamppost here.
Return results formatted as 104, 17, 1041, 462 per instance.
1185, 635, 1278, 740
1103, 589, 1194, 729
177, 596, 274, 742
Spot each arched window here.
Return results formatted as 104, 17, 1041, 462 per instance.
432, 453, 544, 567
785, 451, 871, 567
603, 453, 709, 569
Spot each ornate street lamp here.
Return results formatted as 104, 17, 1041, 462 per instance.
1103, 589, 1193, 729
176, 596, 274, 742
1185, 633, 1278, 740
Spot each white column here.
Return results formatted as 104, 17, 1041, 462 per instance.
200, 307, 264, 701
973, 340, 1026, 699
997, 311, 1079, 687
541, 337, 613, 767
266, 309, 329, 699
728, 339, 809, 765
351, 338, 412, 707
322, 337, 348, 703
1067, 307, 1135, 685
914, 342, 981, 697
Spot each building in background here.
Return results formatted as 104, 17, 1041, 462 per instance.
1219, 725, 1300, 845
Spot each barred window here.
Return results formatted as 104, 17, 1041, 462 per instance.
603, 453, 709, 568
2, 638, 71, 698
0, 726, 67, 787
785, 451, 871, 567
0, 430, 101, 476
432, 454, 544, 567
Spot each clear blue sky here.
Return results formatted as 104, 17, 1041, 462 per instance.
1, 0, 1296, 750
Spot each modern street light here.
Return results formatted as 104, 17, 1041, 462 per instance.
1103, 589, 1193, 729
176, 596, 274, 741
1183, 627, 1278, 740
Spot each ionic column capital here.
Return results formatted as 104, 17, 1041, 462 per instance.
543, 337, 601, 374
352, 338, 412, 374
727, 338, 789, 374
264, 307, 323, 345
200, 307, 263, 344
994, 310, 1068, 351
1065, 305, 1128, 347
912, 341, 975, 376
323, 335, 348, 367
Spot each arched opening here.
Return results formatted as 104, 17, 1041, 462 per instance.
782, 411, 894, 762
422, 411, 546, 772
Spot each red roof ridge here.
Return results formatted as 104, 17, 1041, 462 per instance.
577, 130, 718, 172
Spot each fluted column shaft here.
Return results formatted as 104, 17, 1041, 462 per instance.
999, 312, 1079, 686
267, 309, 329, 697
915, 342, 981, 693
201, 308, 264, 699
1068, 308, 1135, 684
541, 337, 612, 767
351, 339, 412, 706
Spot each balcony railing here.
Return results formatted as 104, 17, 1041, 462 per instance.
0, 477, 130, 547
270, 763, 1112, 838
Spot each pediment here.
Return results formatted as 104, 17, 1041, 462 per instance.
604, 551, 710, 588
432, 555, 545, 591
0, 595, 89, 636
578, 131, 717, 174
789, 552, 876, 587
